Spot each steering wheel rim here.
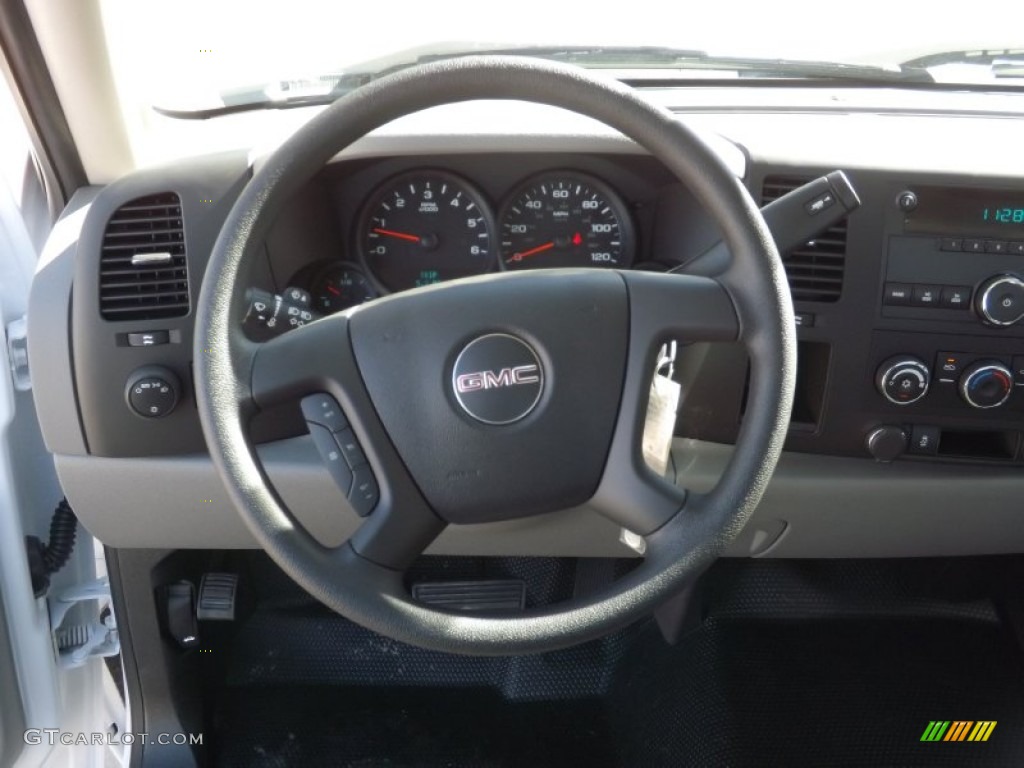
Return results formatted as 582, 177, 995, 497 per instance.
195, 56, 795, 656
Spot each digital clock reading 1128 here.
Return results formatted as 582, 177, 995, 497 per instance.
983, 208, 1024, 224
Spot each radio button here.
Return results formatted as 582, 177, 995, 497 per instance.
977, 275, 1024, 326
986, 240, 1009, 254
883, 282, 913, 306
940, 285, 972, 309
963, 239, 985, 253
912, 284, 942, 307
1010, 242, 1024, 256
935, 352, 965, 382
940, 237, 963, 252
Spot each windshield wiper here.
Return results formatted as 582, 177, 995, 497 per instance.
154, 45, 933, 120
901, 48, 1024, 79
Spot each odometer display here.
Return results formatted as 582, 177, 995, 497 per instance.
499, 172, 634, 270
358, 171, 496, 292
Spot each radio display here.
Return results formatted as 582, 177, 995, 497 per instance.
904, 186, 1024, 237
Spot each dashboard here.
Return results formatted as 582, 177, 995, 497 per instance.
25, 92, 1024, 560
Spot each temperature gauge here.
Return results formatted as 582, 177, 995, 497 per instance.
311, 263, 377, 313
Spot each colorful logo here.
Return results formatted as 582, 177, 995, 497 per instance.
920, 721, 996, 742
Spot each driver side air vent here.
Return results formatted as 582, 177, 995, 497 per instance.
99, 192, 189, 320
762, 176, 847, 302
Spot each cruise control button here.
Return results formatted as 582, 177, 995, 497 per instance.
335, 428, 367, 468
940, 285, 971, 309
908, 425, 940, 456
883, 283, 913, 306
301, 393, 348, 433
348, 465, 380, 516
804, 192, 835, 215
935, 352, 965, 382
912, 284, 942, 307
307, 423, 353, 495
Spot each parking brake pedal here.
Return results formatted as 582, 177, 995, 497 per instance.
412, 580, 526, 612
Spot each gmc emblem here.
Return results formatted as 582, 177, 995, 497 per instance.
455, 365, 540, 394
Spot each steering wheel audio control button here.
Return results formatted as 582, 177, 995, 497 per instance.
335, 428, 367, 468
307, 423, 354, 495
349, 466, 380, 516
301, 393, 349, 432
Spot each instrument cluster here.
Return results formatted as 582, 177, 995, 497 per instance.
301, 167, 652, 312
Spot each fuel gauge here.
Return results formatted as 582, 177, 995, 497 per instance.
312, 263, 377, 313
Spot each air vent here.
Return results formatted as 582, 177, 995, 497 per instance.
762, 176, 847, 302
99, 192, 189, 320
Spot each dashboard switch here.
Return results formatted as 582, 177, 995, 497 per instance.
307, 423, 353, 495
125, 366, 180, 418
883, 283, 913, 306
1011, 356, 1024, 386
940, 286, 971, 309
908, 425, 940, 456
935, 352, 965, 383
911, 284, 941, 307
976, 275, 1024, 326
876, 356, 930, 405
896, 190, 918, 212
301, 393, 348, 433
348, 466, 380, 516
127, 330, 169, 347
335, 428, 367, 468
866, 426, 907, 463
959, 361, 1013, 409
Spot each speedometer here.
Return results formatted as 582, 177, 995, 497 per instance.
499, 172, 634, 270
358, 170, 496, 292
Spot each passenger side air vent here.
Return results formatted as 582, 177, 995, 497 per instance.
761, 176, 847, 302
99, 192, 189, 320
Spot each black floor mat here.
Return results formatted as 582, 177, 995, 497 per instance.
213, 686, 613, 768
612, 617, 1024, 767
207, 557, 1024, 767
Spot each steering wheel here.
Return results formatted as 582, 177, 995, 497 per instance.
194, 56, 795, 655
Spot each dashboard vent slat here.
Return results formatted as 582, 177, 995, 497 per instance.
99, 192, 189, 321
761, 175, 847, 303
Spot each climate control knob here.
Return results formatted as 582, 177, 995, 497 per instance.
976, 275, 1024, 326
876, 356, 930, 406
959, 361, 1013, 409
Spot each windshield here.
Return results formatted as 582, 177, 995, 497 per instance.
98, 0, 1024, 163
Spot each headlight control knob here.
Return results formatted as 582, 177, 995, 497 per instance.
976, 275, 1024, 326
959, 361, 1013, 409
876, 356, 930, 406
126, 366, 181, 418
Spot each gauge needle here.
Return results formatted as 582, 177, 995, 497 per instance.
373, 227, 421, 243
326, 285, 341, 296
511, 241, 555, 261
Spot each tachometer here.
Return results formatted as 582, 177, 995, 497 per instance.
358, 171, 496, 292
499, 172, 634, 270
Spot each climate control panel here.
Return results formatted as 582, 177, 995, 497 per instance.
874, 351, 1023, 411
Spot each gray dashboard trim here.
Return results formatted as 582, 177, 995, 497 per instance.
57, 436, 1024, 558
247, 102, 747, 179
27, 186, 101, 456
